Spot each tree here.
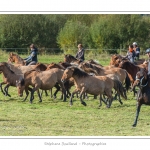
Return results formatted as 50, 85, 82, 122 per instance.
57, 20, 89, 51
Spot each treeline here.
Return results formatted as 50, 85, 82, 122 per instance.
0, 14, 149, 53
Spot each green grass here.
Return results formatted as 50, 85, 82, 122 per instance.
0, 52, 149, 136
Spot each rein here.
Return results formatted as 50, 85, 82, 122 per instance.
136, 76, 148, 87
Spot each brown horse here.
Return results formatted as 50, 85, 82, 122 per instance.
118, 61, 141, 85
78, 62, 131, 91
61, 66, 126, 108
64, 54, 82, 64
110, 54, 145, 67
0, 62, 24, 97
45, 62, 75, 98
8, 52, 26, 65
131, 69, 150, 127
16, 68, 66, 103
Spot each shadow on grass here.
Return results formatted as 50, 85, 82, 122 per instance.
0, 119, 16, 121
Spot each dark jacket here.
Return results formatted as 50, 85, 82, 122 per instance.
75, 48, 85, 61
24, 48, 38, 64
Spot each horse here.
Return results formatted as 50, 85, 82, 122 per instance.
130, 69, 150, 127
78, 62, 131, 91
110, 54, 145, 67
64, 54, 82, 64
0, 62, 24, 97
16, 68, 66, 103
8, 52, 26, 65
61, 66, 126, 108
45, 62, 75, 98
118, 61, 141, 85
2, 62, 49, 97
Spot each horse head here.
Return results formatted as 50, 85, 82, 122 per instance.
131, 69, 148, 91
61, 67, 75, 83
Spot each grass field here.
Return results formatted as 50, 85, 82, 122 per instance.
0, 51, 150, 136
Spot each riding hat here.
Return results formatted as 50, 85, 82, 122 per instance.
145, 48, 150, 54
133, 42, 137, 45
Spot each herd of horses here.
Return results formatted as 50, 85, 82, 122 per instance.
1, 52, 150, 127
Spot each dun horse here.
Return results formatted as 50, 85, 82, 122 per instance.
0, 62, 24, 96
64, 54, 82, 64
61, 66, 126, 108
131, 69, 150, 127
78, 62, 131, 91
8, 52, 26, 65
16, 68, 66, 103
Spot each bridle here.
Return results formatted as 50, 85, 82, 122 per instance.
135, 75, 148, 87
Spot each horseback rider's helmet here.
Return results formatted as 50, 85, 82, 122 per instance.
133, 42, 137, 45
145, 48, 150, 54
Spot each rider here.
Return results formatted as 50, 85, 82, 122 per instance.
24, 44, 38, 65
133, 42, 140, 60
124, 44, 136, 64
75, 44, 85, 62
145, 48, 150, 75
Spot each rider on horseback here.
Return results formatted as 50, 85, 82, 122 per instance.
124, 44, 136, 64
145, 48, 150, 76
75, 44, 85, 62
24, 44, 38, 66
133, 42, 140, 60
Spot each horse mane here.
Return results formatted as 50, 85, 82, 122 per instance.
87, 62, 103, 74
35, 63, 47, 71
24, 70, 37, 76
67, 66, 89, 78
65, 54, 77, 60
119, 61, 140, 69
59, 62, 72, 68
87, 59, 103, 67
2, 62, 15, 74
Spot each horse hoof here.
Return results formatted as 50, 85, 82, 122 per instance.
132, 124, 136, 127
81, 101, 87, 106
106, 105, 110, 108
39, 100, 42, 102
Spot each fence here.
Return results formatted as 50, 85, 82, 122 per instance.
0, 48, 146, 56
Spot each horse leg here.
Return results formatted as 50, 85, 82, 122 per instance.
30, 87, 37, 103
70, 89, 79, 106
132, 103, 141, 127
53, 83, 61, 99
50, 88, 53, 98
79, 88, 87, 106
99, 94, 107, 106
94, 95, 97, 99
0, 82, 6, 95
45, 90, 48, 96
105, 90, 113, 108
58, 81, 66, 102
23, 87, 30, 101
37, 89, 42, 102
117, 93, 123, 105
4, 84, 11, 97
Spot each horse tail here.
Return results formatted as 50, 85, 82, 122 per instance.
125, 70, 131, 91
113, 79, 127, 100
